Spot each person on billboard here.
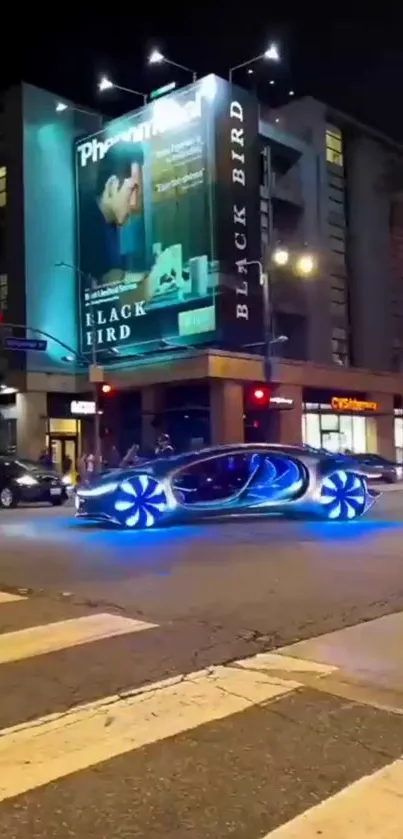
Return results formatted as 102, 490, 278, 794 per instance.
89, 141, 147, 286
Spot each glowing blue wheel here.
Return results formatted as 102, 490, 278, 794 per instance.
319, 470, 367, 521
114, 475, 167, 528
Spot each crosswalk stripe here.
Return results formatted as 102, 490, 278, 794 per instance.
0, 591, 26, 604
0, 613, 157, 665
262, 757, 403, 837
0, 651, 335, 803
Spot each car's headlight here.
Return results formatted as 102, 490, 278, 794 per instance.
16, 475, 38, 487
396, 466, 403, 481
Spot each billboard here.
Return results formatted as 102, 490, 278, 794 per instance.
212, 79, 262, 348
75, 75, 262, 358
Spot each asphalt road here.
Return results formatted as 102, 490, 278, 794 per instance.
0, 493, 403, 837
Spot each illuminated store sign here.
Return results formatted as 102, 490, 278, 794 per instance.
70, 400, 96, 416
331, 397, 378, 413
270, 396, 294, 407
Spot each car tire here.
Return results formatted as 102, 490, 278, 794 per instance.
50, 497, 65, 507
0, 486, 18, 509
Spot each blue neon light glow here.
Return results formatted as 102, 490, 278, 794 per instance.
115, 475, 167, 528
77, 481, 118, 498
247, 456, 304, 504
319, 470, 367, 520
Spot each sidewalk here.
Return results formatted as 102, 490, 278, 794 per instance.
279, 609, 403, 713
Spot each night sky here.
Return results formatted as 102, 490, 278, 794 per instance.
3, 11, 403, 139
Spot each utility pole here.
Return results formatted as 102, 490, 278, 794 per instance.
242, 259, 272, 381
56, 263, 104, 473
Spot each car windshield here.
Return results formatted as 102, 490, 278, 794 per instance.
354, 454, 393, 465
302, 445, 334, 457
15, 459, 43, 472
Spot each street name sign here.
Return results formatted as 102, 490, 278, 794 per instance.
3, 337, 48, 352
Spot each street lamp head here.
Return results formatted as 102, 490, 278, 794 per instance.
269, 334, 288, 346
272, 247, 289, 266
149, 49, 164, 65
98, 76, 114, 92
264, 43, 280, 62
296, 254, 316, 276
55, 102, 68, 112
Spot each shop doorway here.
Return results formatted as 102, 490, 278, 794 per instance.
48, 436, 77, 474
47, 418, 81, 474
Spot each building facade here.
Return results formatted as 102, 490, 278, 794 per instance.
0, 79, 402, 465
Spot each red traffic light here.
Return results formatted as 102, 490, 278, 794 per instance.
246, 385, 270, 409
101, 384, 112, 394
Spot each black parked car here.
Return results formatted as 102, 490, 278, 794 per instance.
351, 453, 403, 484
0, 457, 67, 509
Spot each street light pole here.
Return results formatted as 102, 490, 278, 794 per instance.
98, 77, 148, 105
243, 145, 275, 381
56, 262, 103, 473
88, 275, 102, 473
243, 260, 272, 381
148, 50, 197, 83
229, 44, 280, 82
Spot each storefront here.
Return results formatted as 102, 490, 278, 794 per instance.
46, 394, 95, 470
244, 389, 296, 443
302, 389, 380, 453
394, 397, 403, 462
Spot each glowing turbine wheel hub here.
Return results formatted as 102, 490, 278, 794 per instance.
320, 470, 367, 520
115, 475, 167, 528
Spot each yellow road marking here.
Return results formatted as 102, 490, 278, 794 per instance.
0, 591, 26, 604
0, 651, 334, 802
263, 758, 403, 837
0, 613, 157, 665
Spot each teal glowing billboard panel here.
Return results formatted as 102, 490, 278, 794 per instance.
75, 75, 262, 357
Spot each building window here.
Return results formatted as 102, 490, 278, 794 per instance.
326, 127, 343, 167
0, 166, 6, 208
331, 326, 349, 366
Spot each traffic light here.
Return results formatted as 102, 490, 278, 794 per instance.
96, 383, 117, 437
245, 384, 271, 410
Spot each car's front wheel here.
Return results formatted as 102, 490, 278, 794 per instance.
0, 485, 18, 509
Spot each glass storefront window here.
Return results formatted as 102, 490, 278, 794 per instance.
339, 415, 353, 451
302, 407, 369, 453
352, 416, 367, 452
302, 412, 321, 449
394, 411, 403, 462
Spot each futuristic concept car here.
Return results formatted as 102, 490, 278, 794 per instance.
75, 443, 379, 529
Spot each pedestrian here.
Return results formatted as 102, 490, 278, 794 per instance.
155, 433, 174, 457
120, 443, 141, 467
62, 453, 72, 476
107, 445, 121, 469
86, 453, 96, 481
39, 448, 52, 468
77, 453, 88, 485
